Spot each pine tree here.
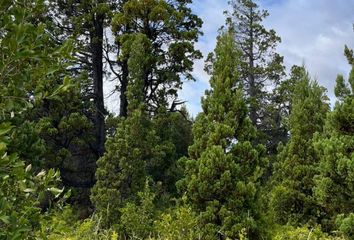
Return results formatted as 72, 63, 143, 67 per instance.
270, 65, 307, 149
226, 0, 285, 153
149, 106, 193, 196
270, 70, 329, 225
48, 0, 113, 157
178, 30, 265, 239
313, 48, 354, 230
91, 33, 155, 227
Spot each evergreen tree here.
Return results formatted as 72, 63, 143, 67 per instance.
226, 0, 285, 153
47, 0, 112, 157
149, 106, 193, 196
261, 65, 307, 180
313, 48, 354, 230
270, 70, 329, 225
111, 0, 202, 116
91, 34, 155, 227
178, 30, 265, 239
269, 65, 307, 150
45, 0, 202, 201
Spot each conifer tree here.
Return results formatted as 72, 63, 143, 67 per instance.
48, 0, 113, 157
270, 70, 329, 225
111, 0, 202, 116
313, 48, 354, 230
261, 66, 305, 181
226, 0, 285, 153
178, 30, 265, 239
91, 33, 155, 226
149, 106, 193, 196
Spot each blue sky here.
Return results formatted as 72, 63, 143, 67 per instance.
179, 0, 354, 117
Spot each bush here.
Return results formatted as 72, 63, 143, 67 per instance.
336, 213, 354, 239
119, 179, 156, 238
154, 198, 199, 240
37, 206, 118, 240
272, 225, 344, 240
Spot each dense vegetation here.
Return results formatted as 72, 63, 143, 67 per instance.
0, 0, 353, 239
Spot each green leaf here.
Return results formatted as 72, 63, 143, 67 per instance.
48, 187, 64, 198
0, 215, 10, 224
0, 124, 13, 136
23, 188, 35, 193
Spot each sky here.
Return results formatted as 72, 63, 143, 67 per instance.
178, 0, 354, 117
105, 0, 354, 116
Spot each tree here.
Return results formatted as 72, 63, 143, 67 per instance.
267, 65, 307, 152
226, 0, 285, 153
313, 48, 354, 230
47, 0, 112, 158
270, 70, 329, 225
149, 106, 193, 196
110, 0, 202, 116
178, 30, 265, 239
261, 65, 307, 180
25, 0, 115, 202
45, 0, 202, 198
91, 34, 155, 227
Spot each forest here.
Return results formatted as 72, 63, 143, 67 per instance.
1, 0, 354, 239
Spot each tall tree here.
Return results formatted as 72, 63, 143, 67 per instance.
110, 0, 202, 116
31, 0, 116, 200
178, 30, 265, 239
270, 70, 329, 225
91, 34, 155, 227
313, 48, 354, 230
266, 65, 306, 153
226, 0, 285, 153
47, 0, 112, 157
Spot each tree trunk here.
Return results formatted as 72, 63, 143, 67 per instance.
248, 5, 257, 127
91, 13, 105, 157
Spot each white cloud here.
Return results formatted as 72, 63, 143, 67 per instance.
260, 0, 354, 103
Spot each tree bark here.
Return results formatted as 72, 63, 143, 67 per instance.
91, 13, 105, 157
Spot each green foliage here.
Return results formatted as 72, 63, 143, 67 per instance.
336, 214, 354, 239
112, 0, 202, 113
37, 206, 118, 240
272, 225, 344, 240
0, 0, 94, 194
271, 70, 329, 225
313, 52, 354, 230
91, 34, 155, 227
120, 180, 156, 239
3, 0, 354, 238
179, 30, 265, 239
36, 206, 77, 239
0, 1, 80, 238
91, 108, 153, 226
0, 132, 62, 239
0, 0, 73, 121
226, 0, 285, 154
154, 198, 199, 240
334, 75, 351, 101
149, 106, 193, 196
